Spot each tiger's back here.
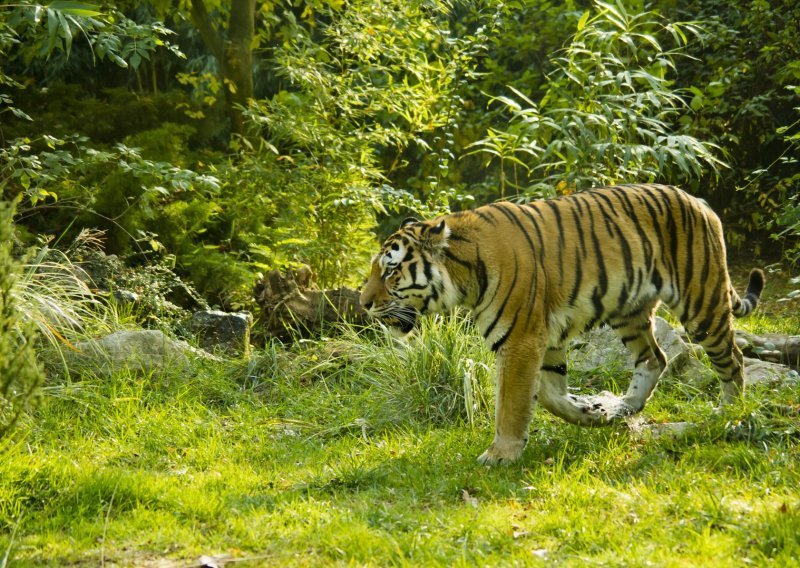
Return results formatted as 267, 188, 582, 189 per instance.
457, 184, 754, 349
361, 183, 764, 465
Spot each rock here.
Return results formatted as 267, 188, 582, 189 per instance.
743, 357, 796, 385
630, 420, 697, 440
652, 317, 712, 381
568, 326, 630, 374
567, 317, 711, 381
184, 310, 252, 355
112, 289, 139, 304
566, 317, 799, 386
71, 330, 214, 375
733, 330, 800, 370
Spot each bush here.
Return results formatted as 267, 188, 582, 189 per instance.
345, 316, 494, 427
0, 199, 44, 440
665, 0, 800, 249
468, 0, 723, 198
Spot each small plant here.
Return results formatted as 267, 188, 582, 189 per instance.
0, 199, 44, 439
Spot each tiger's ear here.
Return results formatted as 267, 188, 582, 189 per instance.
421, 219, 449, 251
401, 217, 420, 228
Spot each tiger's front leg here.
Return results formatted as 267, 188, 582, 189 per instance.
477, 338, 543, 465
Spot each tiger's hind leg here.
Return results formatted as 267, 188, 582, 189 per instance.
538, 346, 636, 426
685, 308, 744, 405
611, 308, 669, 412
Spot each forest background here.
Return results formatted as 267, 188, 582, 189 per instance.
2, 0, 799, 306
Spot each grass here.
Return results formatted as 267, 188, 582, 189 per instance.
1, 271, 799, 566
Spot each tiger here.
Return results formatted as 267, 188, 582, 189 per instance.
360, 183, 764, 465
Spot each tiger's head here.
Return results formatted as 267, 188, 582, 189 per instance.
360, 217, 452, 334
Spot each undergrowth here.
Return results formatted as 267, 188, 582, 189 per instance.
1, 309, 799, 566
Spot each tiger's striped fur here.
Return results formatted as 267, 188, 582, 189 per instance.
360, 184, 764, 464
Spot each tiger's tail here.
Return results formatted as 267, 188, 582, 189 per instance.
732, 268, 765, 317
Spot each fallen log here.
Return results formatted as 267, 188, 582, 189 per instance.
675, 328, 800, 370
253, 266, 368, 342
734, 330, 800, 370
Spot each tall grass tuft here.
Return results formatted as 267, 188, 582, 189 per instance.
13, 230, 129, 376
0, 199, 45, 439
341, 315, 494, 428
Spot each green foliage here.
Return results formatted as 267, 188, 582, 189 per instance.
667, 0, 800, 242
770, 102, 800, 264
327, 316, 493, 427
2, 1, 183, 70
469, 0, 723, 197
0, 199, 44, 440
240, 0, 496, 285
2, 0, 799, 302
1, 132, 219, 241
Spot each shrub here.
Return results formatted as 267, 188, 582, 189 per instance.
345, 316, 494, 428
468, 0, 723, 198
0, 199, 44, 440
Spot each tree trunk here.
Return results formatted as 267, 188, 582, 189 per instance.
189, 0, 255, 138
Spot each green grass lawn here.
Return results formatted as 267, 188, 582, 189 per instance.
2, 284, 799, 566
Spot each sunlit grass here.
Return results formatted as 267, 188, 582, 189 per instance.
1, 277, 798, 566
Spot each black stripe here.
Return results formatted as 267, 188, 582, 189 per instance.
616, 188, 654, 277
571, 207, 588, 258
689, 212, 713, 321
541, 364, 567, 375
586, 204, 608, 319
493, 204, 538, 258
691, 307, 720, 340
681, 199, 695, 298
545, 200, 565, 277
588, 190, 620, 239
491, 313, 518, 352
596, 192, 635, 289
704, 346, 726, 359
591, 286, 604, 321
443, 249, 472, 270
654, 187, 680, 298
474, 209, 497, 225
559, 321, 573, 343
515, 204, 547, 264
483, 256, 519, 340
652, 268, 663, 292
475, 254, 488, 307
423, 258, 432, 281
396, 283, 427, 292
567, 261, 583, 306
512, 205, 544, 320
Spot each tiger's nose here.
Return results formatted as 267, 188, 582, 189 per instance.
363, 301, 373, 310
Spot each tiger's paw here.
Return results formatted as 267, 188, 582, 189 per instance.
477, 436, 527, 465
571, 391, 637, 425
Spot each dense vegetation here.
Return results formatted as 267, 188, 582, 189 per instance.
1, 0, 799, 565
2, 0, 798, 297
